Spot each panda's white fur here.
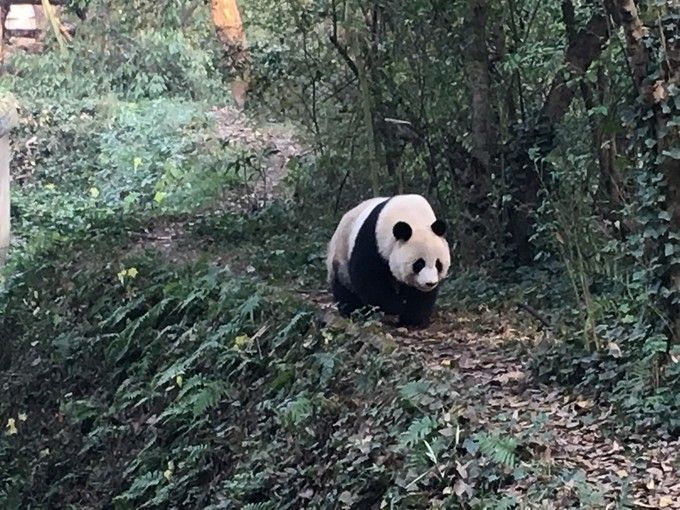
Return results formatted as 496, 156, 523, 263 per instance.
327, 194, 450, 326
326, 196, 385, 288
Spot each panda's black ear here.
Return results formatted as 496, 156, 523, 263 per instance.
393, 221, 412, 241
431, 219, 446, 237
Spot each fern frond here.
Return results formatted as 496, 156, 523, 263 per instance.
475, 431, 518, 468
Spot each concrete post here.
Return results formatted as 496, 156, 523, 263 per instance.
0, 93, 19, 266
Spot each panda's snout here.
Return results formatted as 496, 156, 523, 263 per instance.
425, 282, 437, 288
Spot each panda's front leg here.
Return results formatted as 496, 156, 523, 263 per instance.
397, 289, 438, 329
397, 309, 432, 329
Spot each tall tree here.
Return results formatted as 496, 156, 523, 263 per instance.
460, 0, 498, 264
506, 3, 610, 264
607, 0, 680, 344
210, 0, 249, 108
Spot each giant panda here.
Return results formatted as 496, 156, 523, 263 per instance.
326, 194, 451, 327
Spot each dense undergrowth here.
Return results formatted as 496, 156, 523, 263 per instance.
2, 226, 536, 508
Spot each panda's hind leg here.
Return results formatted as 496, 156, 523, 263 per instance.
331, 273, 363, 317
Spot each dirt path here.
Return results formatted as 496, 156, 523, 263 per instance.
393, 311, 680, 508
213, 105, 305, 209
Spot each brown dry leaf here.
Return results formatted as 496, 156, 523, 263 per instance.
453, 479, 470, 498
495, 370, 525, 384
652, 81, 667, 104
648, 467, 664, 479
576, 399, 594, 409
659, 496, 675, 508
608, 341, 623, 358
458, 356, 477, 369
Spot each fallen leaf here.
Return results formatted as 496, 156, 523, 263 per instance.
658, 496, 674, 508
453, 479, 470, 498
576, 399, 594, 409
5, 418, 17, 435
495, 370, 525, 384
608, 341, 622, 358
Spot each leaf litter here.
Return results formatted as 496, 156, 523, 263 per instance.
388, 309, 680, 507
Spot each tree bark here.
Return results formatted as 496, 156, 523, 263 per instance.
608, 0, 680, 344
210, 0, 249, 108
461, 0, 498, 264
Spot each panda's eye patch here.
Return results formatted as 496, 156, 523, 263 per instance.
436, 259, 443, 272
413, 258, 426, 273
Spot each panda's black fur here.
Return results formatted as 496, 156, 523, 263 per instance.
331, 198, 438, 327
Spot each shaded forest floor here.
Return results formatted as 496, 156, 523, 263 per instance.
205, 108, 680, 508
398, 311, 680, 507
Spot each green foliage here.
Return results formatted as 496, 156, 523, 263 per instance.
5, 0, 225, 102
475, 432, 517, 468
5, 94, 256, 256
0, 236, 530, 507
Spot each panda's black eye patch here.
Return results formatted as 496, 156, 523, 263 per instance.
436, 259, 443, 272
413, 258, 426, 273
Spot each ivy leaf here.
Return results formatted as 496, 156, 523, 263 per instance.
662, 148, 680, 160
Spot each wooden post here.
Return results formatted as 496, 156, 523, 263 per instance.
0, 93, 18, 266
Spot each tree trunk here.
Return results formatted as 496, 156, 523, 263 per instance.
459, 0, 499, 264
608, 0, 680, 344
506, 7, 610, 265
210, 0, 249, 108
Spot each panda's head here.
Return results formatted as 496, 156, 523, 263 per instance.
388, 219, 450, 292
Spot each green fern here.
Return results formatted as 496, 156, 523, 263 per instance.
475, 431, 518, 468
399, 416, 438, 448
189, 381, 229, 418
242, 503, 277, 510
279, 395, 314, 427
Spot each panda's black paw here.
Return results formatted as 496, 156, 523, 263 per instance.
396, 317, 430, 330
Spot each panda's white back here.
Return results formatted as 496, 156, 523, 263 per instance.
327, 194, 438, 286
326, 196, 386, 285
